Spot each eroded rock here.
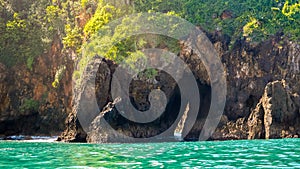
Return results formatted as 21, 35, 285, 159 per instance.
248, 80, 300, 139
59, 32, 300, 143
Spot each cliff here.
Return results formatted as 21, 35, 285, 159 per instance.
57, 32, 300, 143
0, 30, 299, 142
0, 35, 73, 138
1, 0, 299, 143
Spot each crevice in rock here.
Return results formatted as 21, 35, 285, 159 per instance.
182, 82, 211, 141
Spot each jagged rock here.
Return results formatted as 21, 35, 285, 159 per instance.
212, 117, 248, 140
248, 80, 300, 139
86, 96, 180, 143
86, 99, 129, 143
182, 34, 300, 141
60, 51, 188, 143
247, 100, 264, 139
59, 33, 300, 143
58, 56, 110, 142
57, 108, 87, 142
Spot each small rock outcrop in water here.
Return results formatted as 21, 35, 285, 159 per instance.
248, 80, 300, 139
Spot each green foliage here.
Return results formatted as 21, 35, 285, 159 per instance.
83, 3, 116, 38
81, 13, 182, 71
26, 56, 35, 71
124, 50, 147, 73
81, 0, 89, 8
135, 0, 300, 42
62, 24, 83, 53
20, 98, 39, 113
140, 68, 158, 79
52, 66, 66, 88
74, 11, 182, 87
282, 0, 300, 20
243, 17, 259, 37
0, 0, 55, 68
1, 0, 299, 79
1, 12, 27, 67
134, 0, 184, 15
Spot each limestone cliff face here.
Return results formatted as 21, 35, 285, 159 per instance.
59, 32, 300, 143
0, 35, 73, 137
0, 31, 299, 142
180, 34, 300, 141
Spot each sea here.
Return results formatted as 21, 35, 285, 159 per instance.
0, 139, 299, 168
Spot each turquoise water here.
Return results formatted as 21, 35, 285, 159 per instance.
0, 139, 299, 168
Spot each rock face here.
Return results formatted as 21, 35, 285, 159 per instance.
248, 80, 300, 139
86, 100, 121, 143
59, 57, 112, 142
58, 32, 300, 143
211, 117, 248, 140
1, 30, 299, 142
181, 34, 300, 141
59, 55, 184, 143
0, 36, 73, 137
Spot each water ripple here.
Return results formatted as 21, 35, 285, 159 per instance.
0, 139, 299, 168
